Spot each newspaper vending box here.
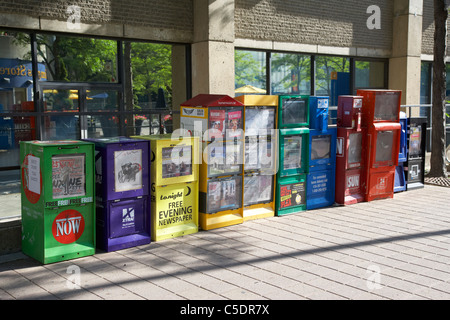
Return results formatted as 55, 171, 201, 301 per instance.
84, 137, 151, 252
335, 95, 366, 205
180, 94, 244, 230
357, 89, 402, 202
20, 140, 95, 264
405, 117, 427, 190
132, 134, 199, 241
307, 96, 337, 210
235, 95, 278, 221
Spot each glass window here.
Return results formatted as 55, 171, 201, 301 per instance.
243, 174, 273, 206
162, 145, 193, 179
311, 135, 331, 160
420, 62, 432, 119
280, 96, 308, 126
124, 41, 173, 135
283, 135, 302, 170
43, 89, 79, 112
376, 131, 394, 162
348, 132, 362, 165
43, 115, 80, 140
271, 53, 310, 95
88, 114, 118, 138
420, 62, 432, 104
36, 34, 118, 83
235, 50, 266, 96
355, 60, 385, 89
0, 31, 37, 173
128, 42, 172, 110
316, 56, 350, 96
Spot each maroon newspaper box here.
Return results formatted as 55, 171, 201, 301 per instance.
335, 127, 367, 205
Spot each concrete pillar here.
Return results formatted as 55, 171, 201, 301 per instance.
191, 0, 235, 96
389, 0, 423, 112
171, 45, 188, 130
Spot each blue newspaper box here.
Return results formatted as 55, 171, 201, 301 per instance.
394, 112, 407, 192
309, 96, 329, 132
306, 96, 337, 210
307, 128, 337, 209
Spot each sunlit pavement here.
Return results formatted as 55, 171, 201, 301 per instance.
1, 184, 450, 301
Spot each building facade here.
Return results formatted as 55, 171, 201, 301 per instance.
0, 0, 446, 253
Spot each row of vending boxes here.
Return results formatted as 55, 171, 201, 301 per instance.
18, 131, 330, 264
19, 137, 199, 264
19, 90, 427, 264
18, 119, 426, 264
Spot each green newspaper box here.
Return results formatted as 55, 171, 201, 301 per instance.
20, 140, 96, 264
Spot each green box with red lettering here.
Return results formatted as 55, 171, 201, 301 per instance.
20, 140, 96, 264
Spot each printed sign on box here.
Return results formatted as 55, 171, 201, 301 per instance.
52, 154, 86, 199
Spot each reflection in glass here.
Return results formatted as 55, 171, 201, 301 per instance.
271, 53, 310, 95
129, 42, 172, 109
44, 115, 80, 140
374, 92, 399, 121
43, 89, 79, 112
355, 61, 385, 89
376, 131, 394, 162
235, 50, 266, 95
243, 174, 273, 206
311, 135, 331, 160
0, 116, 36, 169
161, 145, 193, 179
37, 34, 117, 82
0, 31, 39, 114
86, 90, 118, 112
315, 56, 350, 96
86, 115, 118, 138
281, 97, 307, 125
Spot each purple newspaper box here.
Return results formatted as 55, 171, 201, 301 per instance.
83, 137, 151, 251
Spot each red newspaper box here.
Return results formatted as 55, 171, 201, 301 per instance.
365, 122, 401, 201
357, 89, 402, 127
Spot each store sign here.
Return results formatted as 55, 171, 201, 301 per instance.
0, 59, 47, 83
52, 209, 85, 244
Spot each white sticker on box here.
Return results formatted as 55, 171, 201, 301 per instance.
28, 155, 40, 194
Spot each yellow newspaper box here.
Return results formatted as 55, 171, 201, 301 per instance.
132, 134, 199, 240
235, 95, 278, 221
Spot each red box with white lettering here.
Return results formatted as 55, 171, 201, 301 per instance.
335, 127, 367, 205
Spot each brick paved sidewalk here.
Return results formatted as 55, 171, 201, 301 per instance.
1, 184, 450, 303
